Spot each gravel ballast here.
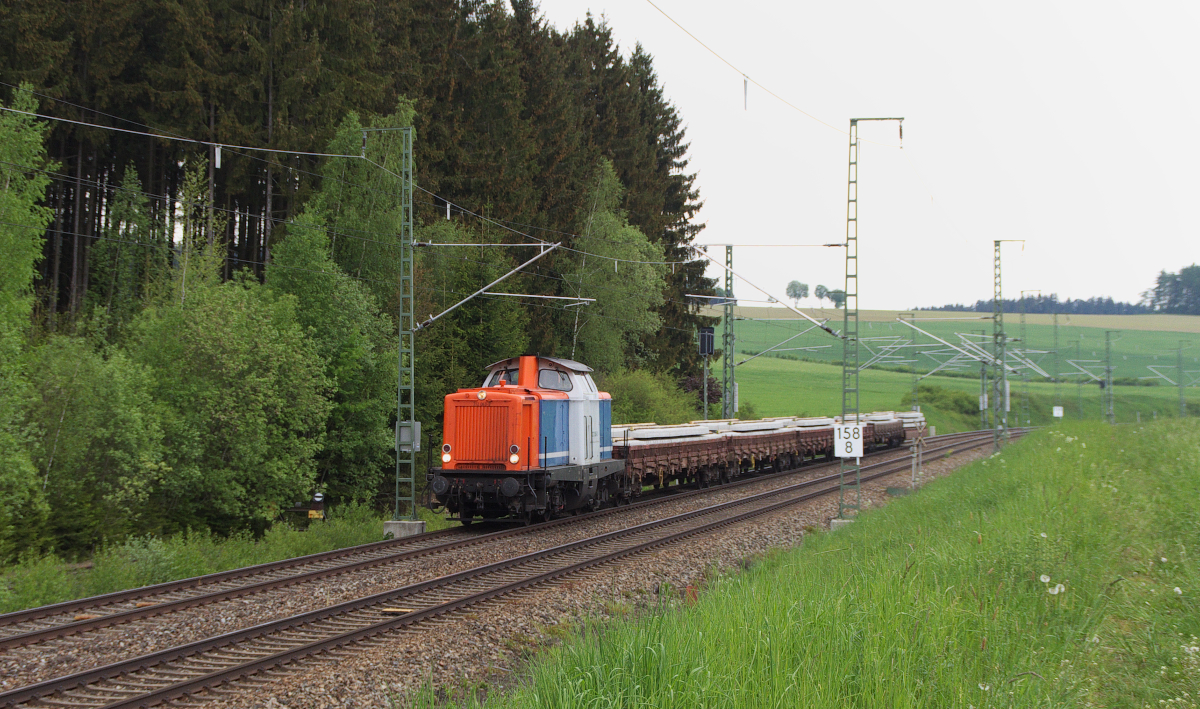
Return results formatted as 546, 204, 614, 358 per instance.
184, 443, 993, 709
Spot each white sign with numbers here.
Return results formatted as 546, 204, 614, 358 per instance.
835, 424, 863, 458
1053, 406, 1064, 418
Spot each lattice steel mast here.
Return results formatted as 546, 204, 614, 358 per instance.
723, 245, 736, 418
991, 241, 1008, 452
1181, 341, 1188, 418
1105, 331, 1116, 424
840, 117, 902, 518
395, 127, 416, 521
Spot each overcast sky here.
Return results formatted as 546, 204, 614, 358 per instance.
536, 0, 1200, 310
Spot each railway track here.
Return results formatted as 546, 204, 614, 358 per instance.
1, 429, 1017, 709
0, 429, 988, 653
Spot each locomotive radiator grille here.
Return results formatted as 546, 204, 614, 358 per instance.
454, 405, 509, 463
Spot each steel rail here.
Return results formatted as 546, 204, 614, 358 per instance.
2, 431, 1015, 709
0, 429, 999, 653
0, 530, 467, 631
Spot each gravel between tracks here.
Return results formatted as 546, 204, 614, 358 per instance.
0, 447, 923, 691
178, 443, 993, 709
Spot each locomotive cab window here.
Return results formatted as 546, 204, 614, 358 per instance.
485, 368, 520, 387
538, 368, 573, 391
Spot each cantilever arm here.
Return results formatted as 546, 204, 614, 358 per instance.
413, 243, 561, 331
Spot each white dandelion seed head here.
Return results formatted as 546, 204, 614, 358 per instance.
1055, 584, 1065, 593
1040, 575, 1051, 583
1176, 587, 1183, 595
1082, 442, 1086, 448
979, 683, 990, 692
1040, 532, 1048, 538
1162, 557, 1169, 563
1048, 585, 1061, 595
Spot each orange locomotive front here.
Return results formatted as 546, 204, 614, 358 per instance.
428, 355, 626, 524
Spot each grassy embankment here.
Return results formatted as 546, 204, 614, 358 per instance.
441, 419, 1200, 708
0, 505, 453, 614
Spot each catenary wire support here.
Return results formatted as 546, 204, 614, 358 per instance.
412, 243, 561, 331
980, 329, 990, 430
1019, 290, 1039, 427
395, 127, 416, 522
1053, 312, 1060, 412
991, 240, 1023, 452
1105, 330, 1117, 424
840, 117, 903, 520
723, 245, 736, 418
1181, 341, 1190, 418
904, 313, 919, 413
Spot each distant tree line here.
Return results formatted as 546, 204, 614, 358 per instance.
916, 294, 1150, 315
1142, 265, 1200, 315
918, 265, 1200, 315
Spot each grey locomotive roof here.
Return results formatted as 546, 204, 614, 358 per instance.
483, 356, 593, 373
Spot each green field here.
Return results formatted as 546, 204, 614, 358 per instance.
719, 310, 1200, 433
731, 353, 1199, 434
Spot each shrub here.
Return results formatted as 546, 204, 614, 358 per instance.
128, 273, 331, 535
24, 336, 166, 554
599, 370, 697, 425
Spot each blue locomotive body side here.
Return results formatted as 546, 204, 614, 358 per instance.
539, 399, 570, 467
599, 399, 612, 459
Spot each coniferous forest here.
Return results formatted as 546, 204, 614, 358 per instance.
0, 0, 718, 560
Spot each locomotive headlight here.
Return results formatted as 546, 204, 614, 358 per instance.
477, 390, 487, 400
508, 445, 520, 465
441, 443, 452, 464
442, 453, 452, 463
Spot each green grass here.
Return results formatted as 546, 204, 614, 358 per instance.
733, 355, 1200, 434
432, 420, 1200, 708
0, 504, 454, 614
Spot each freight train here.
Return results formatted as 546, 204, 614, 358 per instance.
426, 355, 916, 525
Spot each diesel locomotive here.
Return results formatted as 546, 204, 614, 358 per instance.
427, 355, 626, 525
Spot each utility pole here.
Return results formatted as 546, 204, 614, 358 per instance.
722, 245, 736, 418
1104, 330, 1116, 424
840, 116, 902, 519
